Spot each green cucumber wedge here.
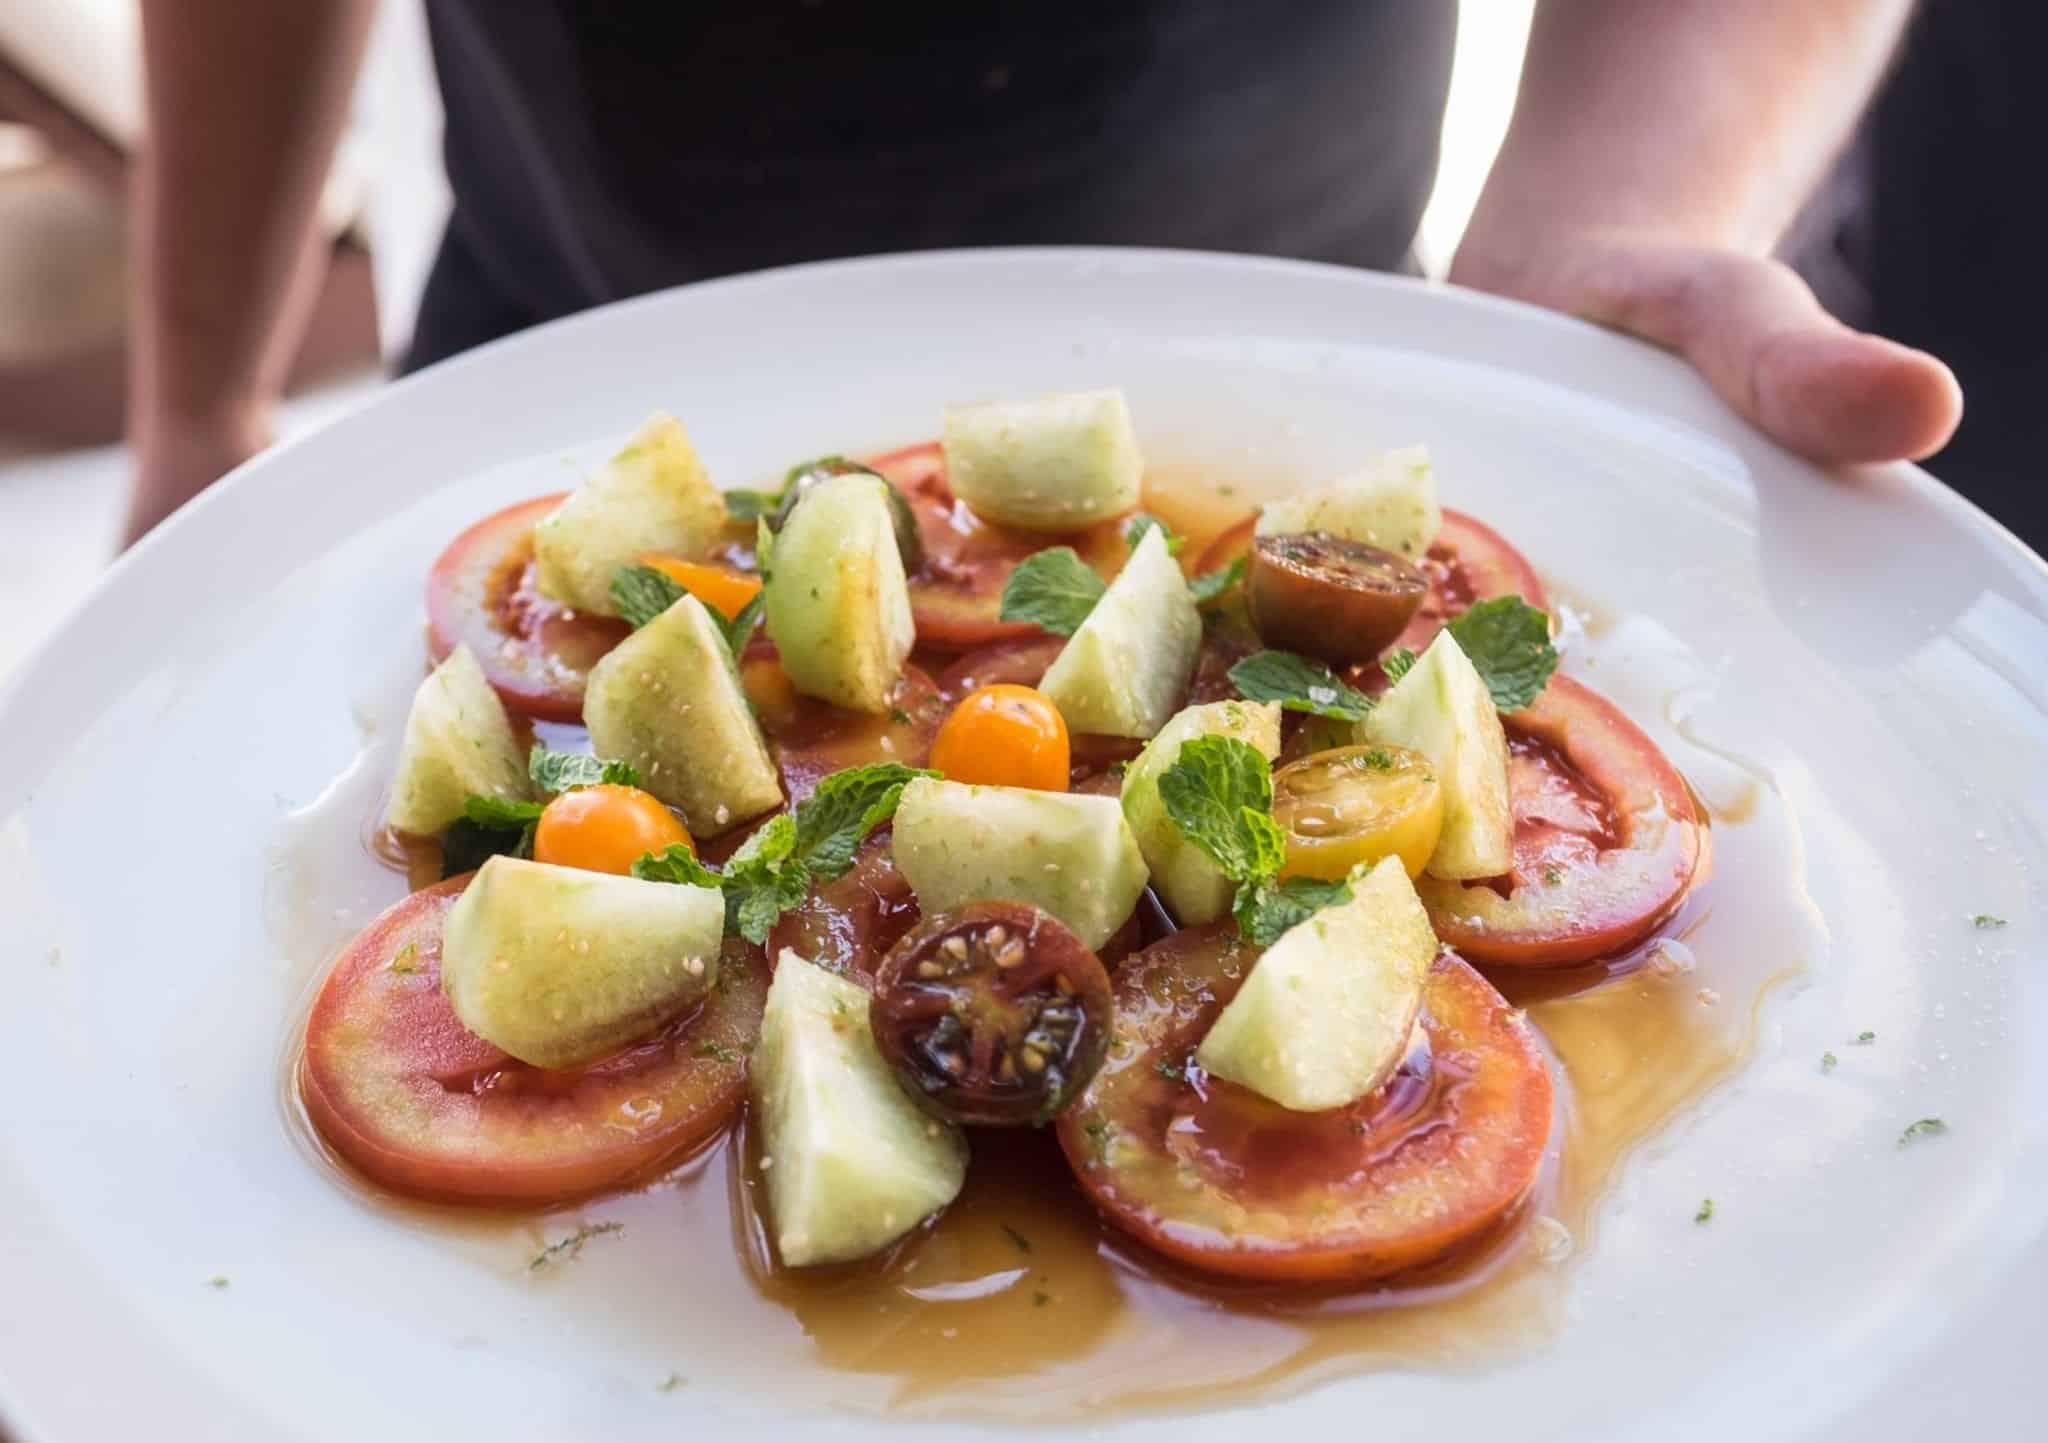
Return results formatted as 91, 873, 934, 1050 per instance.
534, 412, 729, 616
1121, 699, 1283, 925
1195, 856, 1436, 1111
753, 951, 968, 1266
1254, 444, 1441, 560
385, 644, 532, 835
763, 473, 915, 714
584, 592, 783, 836
891, 777, 1149, 949
1038, 524, 1200, 739
941, 388, 1143, 532
440, 856, 724, 1069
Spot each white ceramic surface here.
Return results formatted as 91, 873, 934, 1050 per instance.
1, 251, 2043, 1442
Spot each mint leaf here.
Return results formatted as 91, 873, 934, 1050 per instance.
1381, 648, 1417, 685
611, 564, 687, 629
442, 797, 542, 878
1155, 735, 1286, 886
463, 795, 544, 829
792, 762, 936, 880
1187, 555, 1245, 607
1235, 875, 1354, 947
720, 814, 804, 944
1898, 1117, 1949, 1147
1227, 650, 1372, 721
1123, 513, 1185, 557
722, 488, 781, 523
998, 548, 1107, 637
530, 745, 642, 794
632, 844, 725, 889
719, 590, 766, 659
1444, 597, 1557, 712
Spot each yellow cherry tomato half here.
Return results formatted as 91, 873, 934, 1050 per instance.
929, 684, 1071, 792
638, 554, 762, 622
1271, 744, 1444, 881
532, 784, 693, 876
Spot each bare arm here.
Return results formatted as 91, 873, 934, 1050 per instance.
1452, 0, 1960, 464
126, 0, 378, 543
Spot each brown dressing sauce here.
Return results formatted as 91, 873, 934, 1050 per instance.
276, 468, 1812, 1421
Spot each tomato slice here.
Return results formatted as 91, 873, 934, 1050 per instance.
742, 653, 946, 805
869, 441, 1128, 651
299, 878, 764, 1205
767, 834, 919, 986
424, 495, 631, 722
1417, 675, 1707, 968
1057, 925, 1553, 1285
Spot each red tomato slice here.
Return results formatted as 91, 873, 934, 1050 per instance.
299, 877, 765, 1205
869, 441, 1128, 651
1057, 925, 1553, 1285
425, 495, 630, 722
766, 834, 919, 986
741, 653, 945, 805
1418, 675, 1707, 968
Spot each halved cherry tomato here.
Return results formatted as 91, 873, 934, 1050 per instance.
868, 441, 1128, 651
425, 494, 631, 722
742, 653, 945, 804
1057, 925, 1553, 1284
531, 783, 692, 875
638, 555, 761, 622
766, 834, 919, 985
1247, 532, 1428, 664
299, 878, 764, 1204
1417, 675, 1707, 967
1272, 744, 1444, 881
930, 684, 1071, 791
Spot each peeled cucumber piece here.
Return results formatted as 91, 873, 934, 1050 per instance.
1196, 857, 1436, 1111
1254, 444, 1441, 560
753, 950, 968, 1267
1121, 699, 1283, 925
1357, 629, 1511, 879
941, 388, 1143, 532
584, 593, 783, 836
534, 412, 729, 616
1038, 525, 1200, 739
892, 777, 1149, 950
440, 856, 724, 1069
764, 473, 915, 713
385, 644, 531, 835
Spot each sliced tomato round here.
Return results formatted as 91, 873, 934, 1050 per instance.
1417, 675, 1708, 967
766, 834, 919, 986
868, 441, 1128, 651
425, 495, 631, 722
741, 653, 945, 805
1057, 925, 1553, 1285
299, 878, 765, 1205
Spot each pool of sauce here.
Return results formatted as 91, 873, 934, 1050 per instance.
274, 467, 1812, 1421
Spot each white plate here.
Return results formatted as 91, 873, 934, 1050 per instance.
2, 250, 2043, 1443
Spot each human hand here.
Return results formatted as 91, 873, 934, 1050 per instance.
124, 405, 273, 547
1450, 232, 1961, 466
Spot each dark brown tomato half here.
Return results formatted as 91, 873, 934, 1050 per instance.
1246, 532, 1429, 664
868, 441, 1128, 651
871, 901, 1114, 1127
740, 652, 945, 805
766, 833, 920, 986
299, 878, 766, 1205
1417, 675, 1707, 968
1056, 925, 1553, 1285
425, 494, 631, 722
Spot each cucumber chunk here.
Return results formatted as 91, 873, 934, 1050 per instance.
1038, 525, 1200, 739
1357, 629, 1512, 879
891, 777, 1149, 950
534, 412, 729, 616
753, 950, 968, 1267
1195, 856, 1435, 1111
764, 473, 915, 714
1121, 699, 1283, 925
440, 855, 723, 1069
941, 388, 1143, 532
584, 592, 783, 836
385, 644, 532, 835
1254, 445, 1441, 560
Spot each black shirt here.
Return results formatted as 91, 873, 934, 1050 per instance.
409, 1, 1456, 369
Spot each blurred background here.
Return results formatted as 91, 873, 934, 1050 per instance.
0, 0, 2037, 683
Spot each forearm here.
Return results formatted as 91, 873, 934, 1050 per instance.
130, 0, 377, 444
1455, 0, 1914, 279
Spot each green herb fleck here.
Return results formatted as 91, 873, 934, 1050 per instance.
1154, 1058, 1184, 1083
529, 745, 641, 794
1854, 1031, 1876, 1045
656, 1372, 686, 1393
1001, 1224, 1033, 1254
1972, 914, 2008, 930
696, 1040, 739, 1063
1821, 1051, 1838, 1072
1226, 650, 1372, 721
889, 706, 913, 725
1356, 748, 1396, 770
206, 1275, 230, 1290
1541, 866, 1566, 886
528, 1220, 624, 1271
1898, 1118, 1948, 1147
388, 941, 422, 975
1033, 1291, 1052, 1307
1694, 1198, 1714, 1224
998, 547, 1107, 636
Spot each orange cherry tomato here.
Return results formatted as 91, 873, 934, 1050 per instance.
638, 555, 762, 621
532, 784, 693, 875
929, 684, 1071, 791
